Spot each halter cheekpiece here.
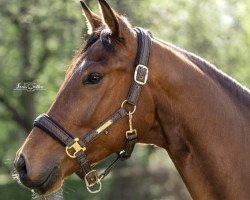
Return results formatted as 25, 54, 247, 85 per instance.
33, 28, 152, 193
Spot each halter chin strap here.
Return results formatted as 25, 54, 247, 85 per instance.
33, 27, 152, 193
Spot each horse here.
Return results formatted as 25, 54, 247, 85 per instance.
14, 0, 250, 199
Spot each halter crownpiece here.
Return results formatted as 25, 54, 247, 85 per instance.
33, 27, 152, 193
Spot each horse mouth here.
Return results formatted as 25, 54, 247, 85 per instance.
33, 166, 61, 195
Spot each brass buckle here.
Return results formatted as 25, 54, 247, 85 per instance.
66, 138, 86, 158
84, 170, 102, 193
134, 64, 148, 85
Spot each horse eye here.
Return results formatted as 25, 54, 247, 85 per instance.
83, 73, 103, 85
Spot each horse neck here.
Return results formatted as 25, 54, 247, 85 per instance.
145, 39, 250, 199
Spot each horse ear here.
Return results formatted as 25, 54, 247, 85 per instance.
98, 0, 120, 37
80, 1, 102, 34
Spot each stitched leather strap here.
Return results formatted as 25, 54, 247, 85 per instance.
80, 107, 127, 144
33, 114, 74, 146
127, 28, 152, 105
75, 107, 127, 184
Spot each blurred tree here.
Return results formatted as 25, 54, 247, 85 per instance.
0, 0, 85, 199
0, 0, 85, 131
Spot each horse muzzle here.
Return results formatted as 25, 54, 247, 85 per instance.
14, 153, 61, 195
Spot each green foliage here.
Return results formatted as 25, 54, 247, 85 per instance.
146, 0, 250, 86
0, 0, 249, 199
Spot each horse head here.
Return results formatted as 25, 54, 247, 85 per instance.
14, 0, 155, 195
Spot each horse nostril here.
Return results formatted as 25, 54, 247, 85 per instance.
15, 154, 28, 179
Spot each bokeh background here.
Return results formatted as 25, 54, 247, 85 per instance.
0, 0, 249, 199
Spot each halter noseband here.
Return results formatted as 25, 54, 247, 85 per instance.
33, 28, 152, 193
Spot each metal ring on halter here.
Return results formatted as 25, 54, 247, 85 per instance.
86, 180, 102, 194
121, 100, 136, 115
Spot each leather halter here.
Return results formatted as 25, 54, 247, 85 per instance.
33, 28, 152, 193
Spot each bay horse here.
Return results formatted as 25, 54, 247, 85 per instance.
14, 0, 250, 199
